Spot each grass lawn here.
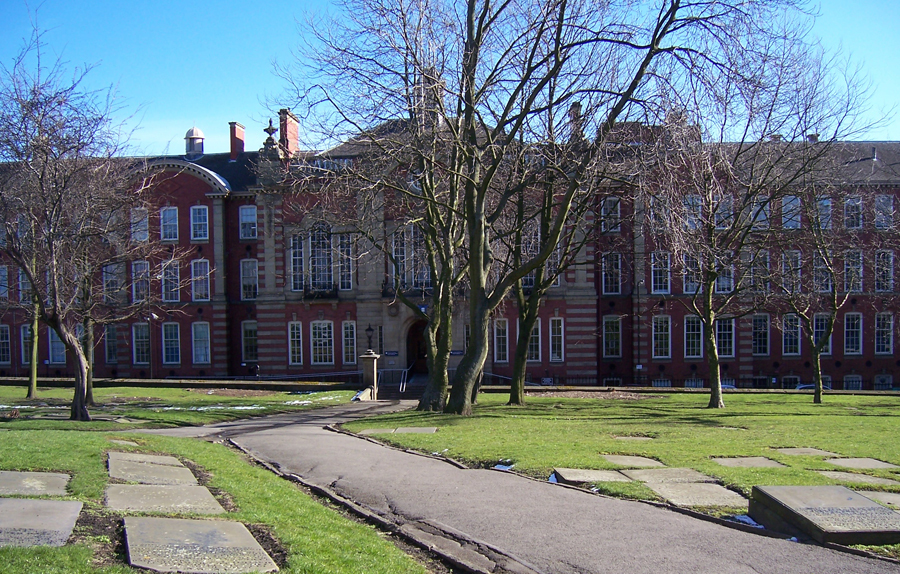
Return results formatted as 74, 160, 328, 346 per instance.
0, 387, 431, 573
342, 391, 900, 555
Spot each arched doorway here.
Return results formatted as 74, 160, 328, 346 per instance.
406, 320, 429, 375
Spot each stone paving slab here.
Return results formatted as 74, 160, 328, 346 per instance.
109, 459, 198, 485
712, 457, 786, 468
776, 447, 837, 457
107, 485, 225, 514
358, 428, 395, 435
817, 471, 900, 486
601, 455, 665, 468
109, 439, 139, 446
646, 483, 747, 508
394, 427, 438, 434
124, 517, 278, 573
108, 451, 184, 467
826, 458, 900, 470
750, 485, 900, 545
613, 436, 653, 441
858, 491, 900, 508
553, 468, 631, 484
621, 468, 716, 484
0, 470, 70, 495
0, 498, 83, 547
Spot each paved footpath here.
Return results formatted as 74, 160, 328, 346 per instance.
141, 401, 900, 574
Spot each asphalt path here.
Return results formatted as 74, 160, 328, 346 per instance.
141, 401, 900, 574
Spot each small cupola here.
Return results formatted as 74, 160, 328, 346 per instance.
185, 126, 205, 159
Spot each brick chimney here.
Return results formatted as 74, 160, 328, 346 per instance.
229, 122, 245, 161
278, 109, 299, 157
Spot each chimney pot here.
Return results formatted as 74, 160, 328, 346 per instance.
278, 109, 300, 157
229, 122, 245, 161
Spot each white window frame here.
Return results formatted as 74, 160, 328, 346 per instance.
549, 317, 564, 362
782, 195, 801, 229
750, 251, 770, 293
875, 313, 893, 355
652, 315, 671, 359
290, 234, 304, 292
816, 198, 832, 229
603, 316, 621, 359
783, 314, 801, 356
48, 328, 66, 364
752, 314, 769, 356
844, 250, 863, 293
339, 233, 353, 290
191, 259, 210, 301
683, 254, 701, 294
161, 323, 180, 365
813, 252, 833, 293
20, 325, 32, 365
288, 322, 303, 365
342, 321, 357, 365
131, 208, 149, 242
601, 197, 621, 232
782, 250, 802, 294
161, 260, 180, 302
875, 250, 894, 292
875, 194, 894, 230
160, 206, 178, 241
683, 195, 702, 230
242, 321, 258, 362
311, 320, 334, 365
240, 259, 258, 301
0, 266, 8, 300
132, 323, 150, 365
18, 269, 31, 303
191, 322, 211, 364
493, 319, 509, 363
239, 205, 258, 239
602, 253, 621, 295
190, 205, 209, 241
843, 375, 863, 391
525, 318, 541, 363
651, 252, 670, 294
844, 196, 862, 229
104, 324, 118, 364
310, 226, 334, 290
843, 313, 862, 355
684, 315, 703, 359
0, 325, 10, 364
716, 318, 735, 358
813, 313, 833, 355
715, 254, 733, 294
714, 195, 733, 230
132, 261, 150, 302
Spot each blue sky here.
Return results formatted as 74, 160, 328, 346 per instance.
1, 1, 897, 155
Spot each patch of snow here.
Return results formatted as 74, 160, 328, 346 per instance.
284, 400, 313, 406
493, 464, 514, 471
729, 515, 764, 528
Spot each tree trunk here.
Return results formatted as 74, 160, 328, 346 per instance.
83, 318, 95, 406
445, 299, 490, 415
418, 312, 452, 411
68, 345, 91, 421
509, 298, 540, 406
704, 314, 724, 409
26, 309, 38, 399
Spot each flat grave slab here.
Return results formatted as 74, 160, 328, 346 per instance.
125, 516, 278, 573
858, 491, 900, 508
601, 455, 665, 468
646, 483, 747, 508
108, 451, 184, 467
613, 436, 653, 441
0, 470, 70, 496
107, 485, 225, 514
826, 457, 900, 470
393, 427, 437, 434
621, 468, 716, 484
776, 447, 837, 457
750, 485, 900, 545
358, 428, 395, 435
0, 498, 83, 547
553, 468, 631, 484
109, 439, 139, 446
817, 470, 900, 486
712, 457, 785, 468
109, 459, 198, 486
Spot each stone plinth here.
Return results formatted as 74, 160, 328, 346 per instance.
601, 455, 665, 468
621, 468, 715, 484
553, 468, 631, 484
647, 483, 747, 508
106, 485, 225, 514
750, 485, 900, 545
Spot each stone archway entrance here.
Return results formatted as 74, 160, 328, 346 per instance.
406, 320, 429, 375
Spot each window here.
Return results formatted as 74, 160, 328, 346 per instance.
160, 207, 178, 241
684, 195, 702, 230
288, 322, 303, 365
752, 315, 769, 356
813, 314, 832, 354
715, 255, 733, 293
343, 321, 357, 364
240, 321, 258, 362
843, 375, 862, 391
104, 325, 118, 364
46, 329, 65, 364
525, 318, 541, 362
131, 208, 149, 241
844, 313, 862, 355
716, 318, 735, 358
290, 234, 304, 291
549, 317, 564, 362
603, 316, 621, 358
875, 250, 894, 292
782, 250, 801, 294
602, 253, 621, 294
714, 196, 733, 230
750, 197, 769, 229
0, 266, 7, 299
652, 316, 671, 359
190, 206, 209, 241
102, 263, 124, 303
20, 325, 32, 364
782, 195, 801, 229
521, 226, 539, 289
162, 323, 180, 364
875, 195, 894, 230
339, 233, 352, 290
844, 250, 862, 293
191, 323, 210, 364
683, 254, 701, 294
463, 324, 470, 353
18, 269, 31, 303
750, 251, 770, 293
875, 313, 893, 355
816, 198, 832, 229
162, 260, 180, 302
844, 197, 862, 229
494, 319, 508, 362
874, 374, 893, 391
239, 205, 257, 239
0, 325, 10, 364
311, 321, 334, 365
407, 225, 430, 289
310, 226, 333, 290
188, 260, 210, 301
813, 252, 832, 293
684, 316, 703, 359
651, 252, 670, 294
240, 259, 258, 300
132, 261, 149, 302
601, 197, 621, 232
783, 314, 800, 356
132, 323, 150, 364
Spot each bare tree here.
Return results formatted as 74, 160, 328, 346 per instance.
0, 30, 175, 420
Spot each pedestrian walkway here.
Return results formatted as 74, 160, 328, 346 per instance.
142, 402, 900, 574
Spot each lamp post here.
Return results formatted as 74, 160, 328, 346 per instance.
365, 323, 374, 351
